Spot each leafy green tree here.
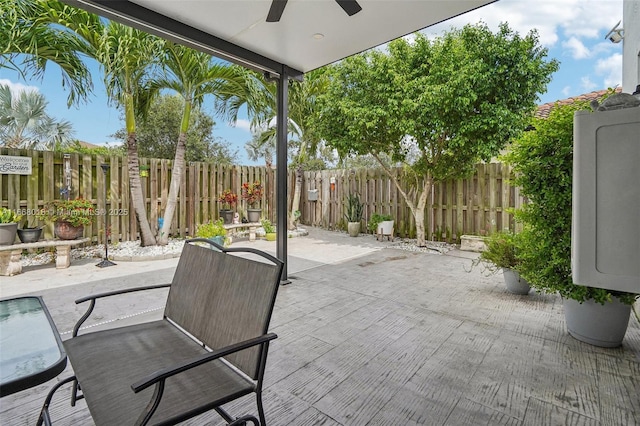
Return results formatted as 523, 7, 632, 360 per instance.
0, 0, 93, 106
63, 140, 124, 156
113, 94, 236, 163
317, 23, 558, 245
0, 83, 75, 149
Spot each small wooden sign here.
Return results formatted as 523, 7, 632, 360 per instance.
0, 155, 32, 175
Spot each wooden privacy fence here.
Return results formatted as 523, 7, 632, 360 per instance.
299, 164, 526, 242
1, 149, 524, 244
0, 149, 272, 243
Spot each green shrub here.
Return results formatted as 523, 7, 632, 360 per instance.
195, 219, 227, 239
261, 218, 275, 234
475, 230, 520, 274
504, 99, 638, 305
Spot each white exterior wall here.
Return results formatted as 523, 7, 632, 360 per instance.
623, 0, 640, 93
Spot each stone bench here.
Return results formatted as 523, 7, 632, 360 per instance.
222, 222, 261, 242
0, 238, 91, 276
460, 235, 487, 252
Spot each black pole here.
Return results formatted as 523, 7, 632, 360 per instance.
96, 163, 116, 268
276, 68, 290, 284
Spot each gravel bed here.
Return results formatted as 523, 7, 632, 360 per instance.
388, 238, 456, 254
19, 239, 187, 267
20, 228, 454, 267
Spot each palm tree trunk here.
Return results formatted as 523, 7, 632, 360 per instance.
127, 132, 156, 246
289, 164, 303, 229
158, 130, 187, 245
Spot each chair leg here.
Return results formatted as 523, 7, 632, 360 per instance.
229, 415, 259, 426
71, 378, 84, 406
256, 391, 266, 426
37, 376, 76, 426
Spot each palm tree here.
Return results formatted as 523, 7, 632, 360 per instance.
0, 83, 75, 149
0, 0, 94, 106
96, 22, 162, 246
16, 1, 160, 245
149, 41, 241, 245
218, 69, 328, 228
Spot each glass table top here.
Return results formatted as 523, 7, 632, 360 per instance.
0, 296, 67, 397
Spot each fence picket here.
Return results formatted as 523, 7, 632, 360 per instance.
1, 149, 525, 244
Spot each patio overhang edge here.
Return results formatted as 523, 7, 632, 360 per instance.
61, 0, 304, 79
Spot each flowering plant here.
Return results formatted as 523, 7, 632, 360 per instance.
241, 181, 263, 208
217, 190, 238, 210
37, 198, 95, 227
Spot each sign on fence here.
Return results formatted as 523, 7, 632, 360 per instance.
0, 155, 32, 175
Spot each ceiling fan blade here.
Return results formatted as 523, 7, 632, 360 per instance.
267, 0, 288, 22
335, 0, 362, 16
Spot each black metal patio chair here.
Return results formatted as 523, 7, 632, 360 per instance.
38, 238, 284, 426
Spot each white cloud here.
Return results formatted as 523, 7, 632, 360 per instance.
563, 37, 590, 59
425, 0, 623, 47
562, 86, 572, 97
0, 79, 39, 98
232, 118, 252, 132
581, 76, 597, 91
595, 53, 622, 88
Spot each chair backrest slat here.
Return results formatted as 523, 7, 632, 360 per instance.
164, 241, 282, 379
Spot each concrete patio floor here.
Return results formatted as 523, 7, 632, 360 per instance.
1, 228, 638, 425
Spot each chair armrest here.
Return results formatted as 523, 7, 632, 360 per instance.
72, 284, 171, 337
75, 284, 172, 304
131, 332, 278, 393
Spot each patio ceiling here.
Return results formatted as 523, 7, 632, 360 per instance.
64, 0, 496, 76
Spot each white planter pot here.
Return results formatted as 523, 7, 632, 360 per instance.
502, 268, 530, 295
378, 220, 394, 235
563, 297, 632, 348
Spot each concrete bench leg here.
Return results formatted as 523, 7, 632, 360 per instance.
249, 226, 256, 242
55, 245, 72, 269
0, 250, 23, 276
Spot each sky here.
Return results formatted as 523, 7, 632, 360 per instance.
0, 0, 626, 165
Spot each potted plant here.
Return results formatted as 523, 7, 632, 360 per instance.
195, 219, 228, 247
367, 213, 391, 235
368, 212, 393, 240
0, 208, 22, 245
37, 198, 95, 240
217, 190, 237, 225
241, 181, 263, 223
474, 230, 530, 295
261, 218, 276, 241
505, 100, 639, 347
344, 193, 364, 237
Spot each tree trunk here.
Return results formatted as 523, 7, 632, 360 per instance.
127, 132, 156, 246
289, 164, 303, 229
157, 130, 186, 245
414, 179, 431, 246
372, 155, 432, 246
265, 157, 274, 222
414, 204, 428, 246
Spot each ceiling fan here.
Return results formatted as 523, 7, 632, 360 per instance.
267, 0, 362, 23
